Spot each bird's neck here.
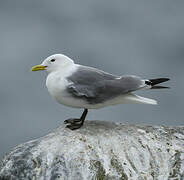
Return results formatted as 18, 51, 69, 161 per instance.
47, 63, 77, 78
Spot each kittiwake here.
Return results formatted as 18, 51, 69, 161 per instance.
31, 54, 170, 130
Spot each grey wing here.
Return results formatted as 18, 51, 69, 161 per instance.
93, 75, 146, 103
67, 65, 117, 85
114, 75, 146, 93
66, 65, 117, 103
67, 66, 146, 104
67, 84, 97, 99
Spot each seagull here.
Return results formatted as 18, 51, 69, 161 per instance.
31, 54, 170, 130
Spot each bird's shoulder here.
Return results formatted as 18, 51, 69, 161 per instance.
66, 65, 117, 85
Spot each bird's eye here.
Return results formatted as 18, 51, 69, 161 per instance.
51, 59, 55, 62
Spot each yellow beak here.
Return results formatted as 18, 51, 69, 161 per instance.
31, 65, 47, 71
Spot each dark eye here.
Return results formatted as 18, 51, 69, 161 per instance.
51, 59, 55, 62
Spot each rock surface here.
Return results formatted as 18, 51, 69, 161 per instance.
0, 120, 184, 180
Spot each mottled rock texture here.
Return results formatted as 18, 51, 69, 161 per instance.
0, 121, 184, 180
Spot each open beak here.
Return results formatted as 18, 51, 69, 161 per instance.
31, 65, 47, 71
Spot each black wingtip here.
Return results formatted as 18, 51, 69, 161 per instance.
148, 78, 170, 86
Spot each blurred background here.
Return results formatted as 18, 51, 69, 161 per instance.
0, 0, 183, 158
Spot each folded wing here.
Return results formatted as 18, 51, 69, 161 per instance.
66, 66, 146, 104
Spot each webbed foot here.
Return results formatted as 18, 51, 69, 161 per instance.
64, 109, 88, 130
65, 122, 83, 130
64, 118, 82, 124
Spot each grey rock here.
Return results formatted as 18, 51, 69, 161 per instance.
0, 120, 184, 180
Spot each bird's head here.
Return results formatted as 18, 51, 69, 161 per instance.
31, 54, 74, 73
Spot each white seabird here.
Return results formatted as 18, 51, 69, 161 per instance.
31, 54, 170, 130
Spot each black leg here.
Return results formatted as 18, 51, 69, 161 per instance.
80, 109, 88, 125
64, 109, 88, 130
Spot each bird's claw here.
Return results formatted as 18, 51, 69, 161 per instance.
66, 123, 83, 130
64, 118, 83, 130
64, 118, 81, 124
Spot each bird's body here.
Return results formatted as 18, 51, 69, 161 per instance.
32, 54, 170, 130
46, 63, 156, 109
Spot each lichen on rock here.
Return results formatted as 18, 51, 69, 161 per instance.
0, 121, 184, 180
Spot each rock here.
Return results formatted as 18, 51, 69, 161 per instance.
0, 120, 184, 180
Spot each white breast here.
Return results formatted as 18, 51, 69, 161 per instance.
46, 71, 68, 99
46, 64, 87, 108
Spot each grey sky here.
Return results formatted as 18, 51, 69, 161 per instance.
0, 0, 184, 158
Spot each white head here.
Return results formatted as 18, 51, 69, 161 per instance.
31, 54, 74, 73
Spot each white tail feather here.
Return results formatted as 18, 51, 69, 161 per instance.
124, 94, 158, 105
